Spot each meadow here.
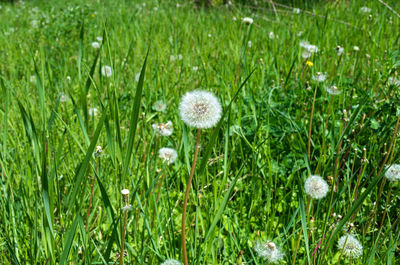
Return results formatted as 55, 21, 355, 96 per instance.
0, 0, 400, 264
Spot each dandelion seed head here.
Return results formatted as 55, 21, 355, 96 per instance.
160, 259, 181, 265
353, 46, 360, 51
92, 41, 100, 49
179, 90, 222, 129
385, 164, 400, 182
269, 32, 275, 39
327, 85, 342, 95
360, 6, 371, 13
293, 8, 301, 14
254, 240, 284, 263
96, 36, 103, 42
152, 121, 173, 136
192, 66, 199, 71
248, 41, 252, 48
304, 175, 329, 199
242, 17, 254, 24
153, 100, 167, 112
302, 51, 311, 59
121, 189, 130, 195
101, 65, 112, 77
158, 148, 178, 165
335, 46, 344, 56
312, 72, 327, 83
337, 234, 363, 259
88, 107, 98, 117
59, 92, 68, 102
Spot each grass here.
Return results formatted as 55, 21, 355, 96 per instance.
0, 0, 400, 264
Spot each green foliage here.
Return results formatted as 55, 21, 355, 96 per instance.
0, 0, 400, 264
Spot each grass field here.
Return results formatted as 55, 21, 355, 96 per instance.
1, 0, 400, 264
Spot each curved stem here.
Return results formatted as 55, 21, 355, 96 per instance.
182, 128, 201, 265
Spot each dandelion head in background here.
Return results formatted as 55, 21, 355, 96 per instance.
254, 240, 284, 263
242, 17, 254, 25
59, 92, 69, 103
326, 85, 342, 95
92, 41, 100, 49
192, 66, 199, 71
30, 75, 36, 83
89, 107, 98, 117
304, 175, 329, 199
353, 46, 360, 51
179, 90, 222, 129
312, 72, 327, 83
96, 36, 103, 42
337, 234, 363, 259
160, 260, 181, 265
248, 41, 252, 48
300, 41, 318, 53
153, 100, 167, 112
101, 65, 112, 77
360, 6, 371, 13
302, 51, 311, 59
152, 121, 173, 136
269, 32, 275, 39
384, 164, 400, 182
158, 148, 178, 165
335, 46, 344, 56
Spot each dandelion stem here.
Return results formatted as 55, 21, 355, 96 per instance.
182, 128, 201, 265
120, 195, 129, 265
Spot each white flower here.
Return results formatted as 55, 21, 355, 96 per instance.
254, 240, 284, 263
242, 17, 254, 25
312, 72, 327, 83
153, 7, 158, 11
326, 85, 341, 95
385, 164, 400, 181
208, 33, 212, 38
192, 66, 199, 71
92, 41, 100, 49
153, 100, 167, 112
158, 148, 178, 165
135, 73, 141, 82
293, 8, 301, 14
66, 76, 71, 84
96, 36, 103, 42
59, 92, 68, 102
30, 75, 36, 83
161, 259, 181, 265
101, 65, 112, 77
300, 41, 318, 53
268, 32, 275, 39
232, 16, 237, 21
248, 41, 252, 48
337, 234, 363, 259
353, 46, 360, 51
335, 46, 344, 56
179, 90, 222, 129
121, 189, 130, 195
152, 121, 173, 136
360, 6, 371, 13
305, 175, 329, 199
89, 107, 98, 116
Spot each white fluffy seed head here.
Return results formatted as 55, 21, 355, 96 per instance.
91, 41, 100, 49
158, 148, 178, 165
312, 72, 327, 82
242, 17, 254, 24
152, 121, 173, 136
384, 164, 400, 182
305, 175, 329, 199
254, 240, 284, 264
121, 189, 130, 195
153, 100, 167, 112
101, 65, 112, 77
326, 85, 342, 95
160, 259, 181, 265
337, 234, 363, 259
179, 90, 222, 129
